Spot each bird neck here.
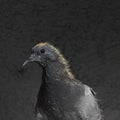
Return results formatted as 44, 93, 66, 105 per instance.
44, 60, 74, 80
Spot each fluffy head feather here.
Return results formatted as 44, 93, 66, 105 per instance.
33, 42, 74, 79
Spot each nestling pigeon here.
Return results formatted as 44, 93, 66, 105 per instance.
23, 42, 103, 120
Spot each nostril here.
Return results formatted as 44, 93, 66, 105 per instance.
30, 54, 36, 59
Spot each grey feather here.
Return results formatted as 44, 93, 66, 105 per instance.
23, 42, 103, 120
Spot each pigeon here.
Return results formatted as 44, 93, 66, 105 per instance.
23, 42, 103, 120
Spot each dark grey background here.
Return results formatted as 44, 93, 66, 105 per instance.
0, 0, 120, 120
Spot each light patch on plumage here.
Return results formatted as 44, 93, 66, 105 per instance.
37, 42, 74, 79
58, 52, 74, 79
85, 85, 93, 96
75, 85, 102, 120
37, 42, 48, 47
37, 112, 42, 119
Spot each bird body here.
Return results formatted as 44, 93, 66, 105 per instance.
23, 42, 103, 120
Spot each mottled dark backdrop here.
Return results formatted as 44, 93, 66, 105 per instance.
0, 0, 120, 120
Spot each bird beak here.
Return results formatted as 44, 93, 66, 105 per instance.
23, 54, 41, 67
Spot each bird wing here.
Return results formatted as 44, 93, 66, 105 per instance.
75, 85, 102, 120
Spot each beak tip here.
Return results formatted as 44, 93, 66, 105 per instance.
22, 54, 38, 67
22, 60, 29, 67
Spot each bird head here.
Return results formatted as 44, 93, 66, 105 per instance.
22, 42, 74, 79
23, 42, 61, 67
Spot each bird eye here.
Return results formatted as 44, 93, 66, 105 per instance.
40, 49, 45, 53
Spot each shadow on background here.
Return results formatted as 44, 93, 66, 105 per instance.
0, 0, 120, 120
